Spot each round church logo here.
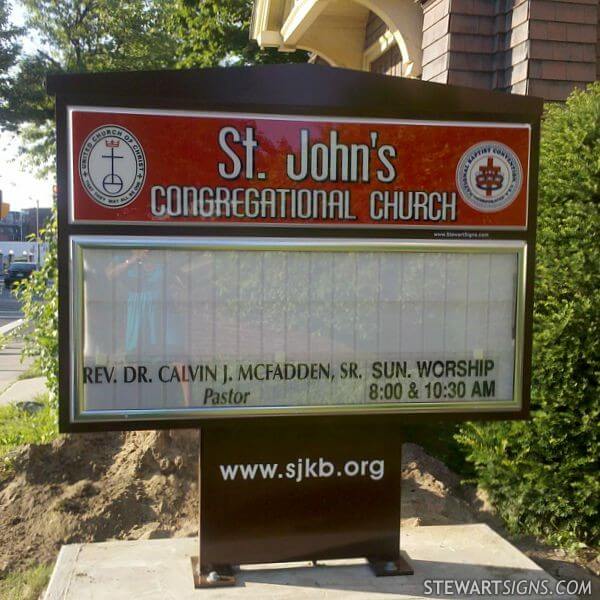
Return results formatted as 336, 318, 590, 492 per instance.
456, 142, 522, 212
79, 125, 146, 208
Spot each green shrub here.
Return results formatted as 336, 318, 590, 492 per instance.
0, 394, 58, 465
457, 83, 600, 549
16, 208, 58, 406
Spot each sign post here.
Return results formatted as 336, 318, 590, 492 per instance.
48, 64, 542, 588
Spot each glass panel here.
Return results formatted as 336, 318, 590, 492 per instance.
78, 244, 519, 415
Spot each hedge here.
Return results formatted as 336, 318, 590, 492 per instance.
457, 83, 600, 549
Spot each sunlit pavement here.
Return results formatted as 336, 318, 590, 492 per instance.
0, 340, 33, 396
45, 525, 579, 600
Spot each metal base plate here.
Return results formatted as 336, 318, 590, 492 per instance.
191, 553, 413, 587
191, 557, 237, 588
368, 552, 414, 577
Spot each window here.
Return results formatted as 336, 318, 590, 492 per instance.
364, 12, 402, 77
370, 44, 402, 77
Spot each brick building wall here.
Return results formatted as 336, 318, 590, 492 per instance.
251, 0, 599, 101
421, 0, 599, 100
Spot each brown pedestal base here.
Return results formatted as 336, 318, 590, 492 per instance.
194, 425, 412, 589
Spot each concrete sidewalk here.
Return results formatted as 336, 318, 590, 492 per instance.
0, 376, 47, 407
0, 339, 33, 398
0, 321, 47, 406
44, 524, 577, 599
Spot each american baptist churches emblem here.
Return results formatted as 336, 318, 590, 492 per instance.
79, 125, 146, 208
456, 142, 522, 212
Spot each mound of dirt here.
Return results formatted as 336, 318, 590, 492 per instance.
401, 442, 481, 527
0, 430, 199, 576
0, 434, 597, 591
1, 435, 483, 575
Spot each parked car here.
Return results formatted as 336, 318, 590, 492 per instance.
4, 262, 37, 289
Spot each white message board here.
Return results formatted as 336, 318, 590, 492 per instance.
71, 237, 525, 421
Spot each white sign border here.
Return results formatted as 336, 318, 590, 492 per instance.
70, 236, 526, 424
67, 105, 531, 231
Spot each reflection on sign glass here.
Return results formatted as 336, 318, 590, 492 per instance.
80, 246, 518, 414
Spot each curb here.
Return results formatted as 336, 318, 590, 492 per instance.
0, 376, 48, 406
0, 318, 24, 336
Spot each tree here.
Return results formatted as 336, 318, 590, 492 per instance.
8, 0, 180, 400
11, 0, 307, 402
173, 0, 308, 68
0, 0, 21, 111
457, 83, 600, 549
2, 0, 308, 163
0, 0, 20, 73
0, 0, 179, 148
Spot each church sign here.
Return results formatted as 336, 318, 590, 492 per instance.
49, 66, 540, 431
49, 66, 542, 585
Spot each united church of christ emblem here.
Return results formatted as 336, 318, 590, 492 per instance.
79, 125, 146, 208
456, 141, 523, 213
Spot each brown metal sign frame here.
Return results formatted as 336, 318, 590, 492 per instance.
48, 64, 543, 434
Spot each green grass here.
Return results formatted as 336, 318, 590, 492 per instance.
0, 564, 53, 600
0, 396, 58, 598
17, 364, 44, 381
0, 394, 58, 467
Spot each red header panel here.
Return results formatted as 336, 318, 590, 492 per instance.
69, 108, 530, 229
